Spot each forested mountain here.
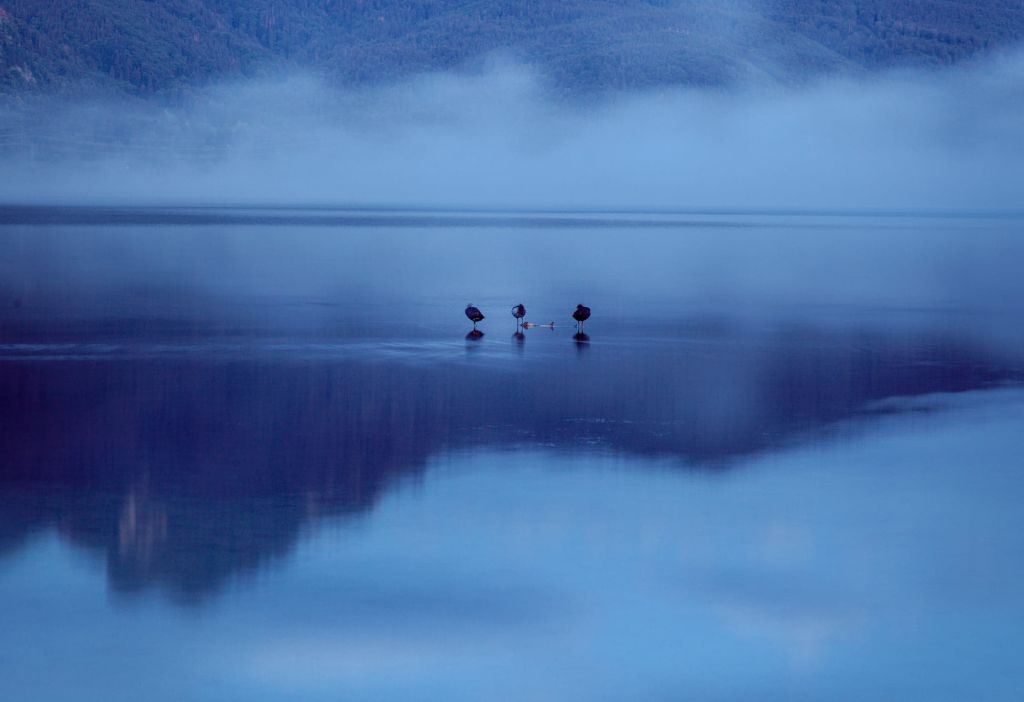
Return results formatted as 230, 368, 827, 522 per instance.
2, 0, 1023, 96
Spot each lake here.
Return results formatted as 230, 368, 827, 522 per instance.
1, 206, 1023, 700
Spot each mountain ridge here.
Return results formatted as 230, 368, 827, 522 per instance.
1, 0, 1022, 97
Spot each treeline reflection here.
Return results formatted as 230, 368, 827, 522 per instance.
0, 326, 1017, 603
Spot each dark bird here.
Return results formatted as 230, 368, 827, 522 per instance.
465, 304, 485, 329
511, 303, 526, 327
572, 303, 591, 330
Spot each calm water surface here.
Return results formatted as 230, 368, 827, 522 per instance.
1, 207, 1023, 700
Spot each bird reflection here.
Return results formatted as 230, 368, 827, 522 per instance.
512, 331, 525, 347
466, 329, 485, 341
573, 332, 590, 350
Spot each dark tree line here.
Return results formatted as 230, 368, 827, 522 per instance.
1, 0, 1022, 95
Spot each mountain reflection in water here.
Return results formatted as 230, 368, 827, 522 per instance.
0, 322, 1016, 604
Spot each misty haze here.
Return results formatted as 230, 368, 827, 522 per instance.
1, 2, 1023, 701
3, 51, 1024, 209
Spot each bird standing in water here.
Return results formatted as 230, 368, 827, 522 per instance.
511, 303, 526, 328
572, 303, 591, 331
465, 304, 485, 329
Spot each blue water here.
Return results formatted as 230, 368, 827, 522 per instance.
1, 207, 1023, 700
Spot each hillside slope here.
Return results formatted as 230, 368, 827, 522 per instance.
1, 0, 1022, 95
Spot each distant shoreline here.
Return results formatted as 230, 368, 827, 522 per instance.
1, 204, 1022, 228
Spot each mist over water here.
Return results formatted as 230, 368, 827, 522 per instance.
2, 213, 1023, 343
2, 35, 1024, 702
2, 49, 1024, 210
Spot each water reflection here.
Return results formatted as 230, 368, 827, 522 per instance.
2, 210, 1023, 699
2, 391, 1022, 701
0, 320, 1018, 603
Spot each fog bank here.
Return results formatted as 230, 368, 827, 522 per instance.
1, 51, 1023, 210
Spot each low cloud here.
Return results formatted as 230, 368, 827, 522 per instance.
1, 49, 1022, 210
